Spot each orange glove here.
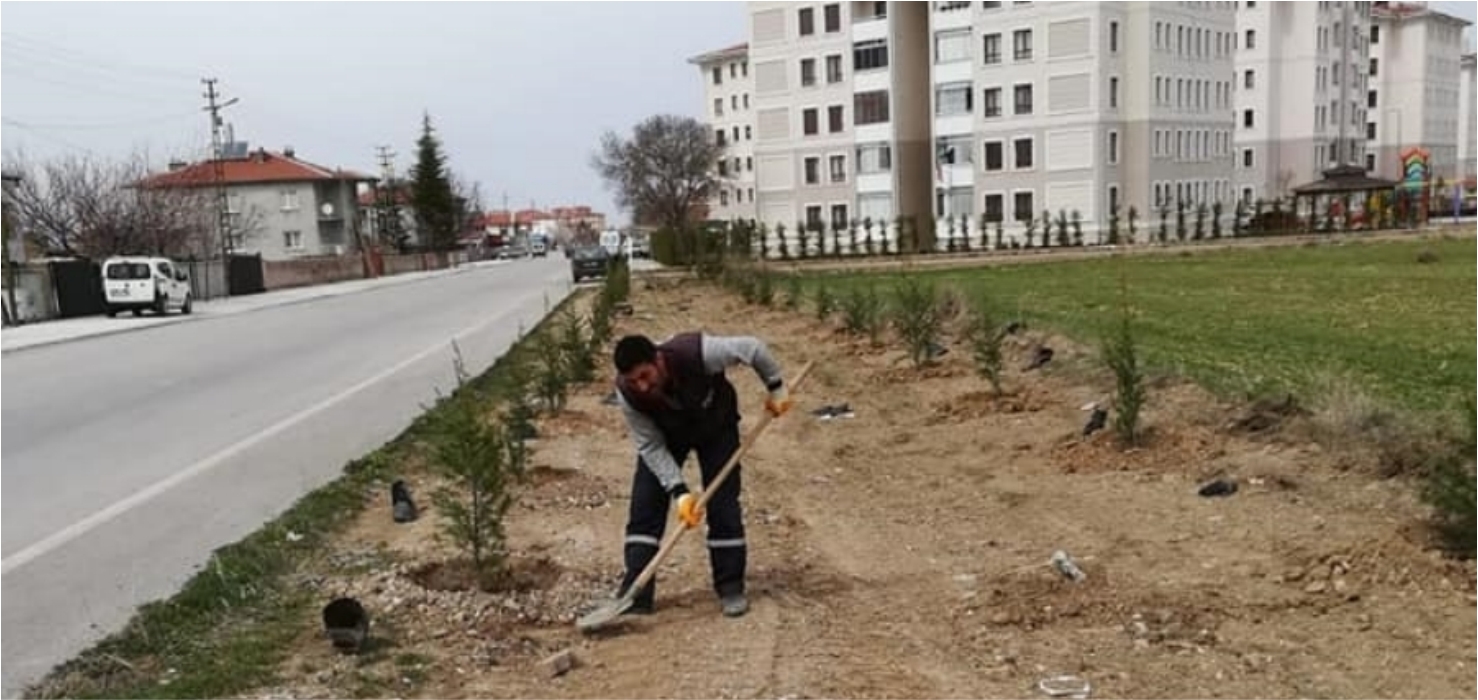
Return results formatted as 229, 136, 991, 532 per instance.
670, 485, 704, 529
765, 383, 794, 418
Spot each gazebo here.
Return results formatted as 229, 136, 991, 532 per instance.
1290, 164, 1400, 231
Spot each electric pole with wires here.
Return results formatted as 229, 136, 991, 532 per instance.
375, 145, 405, 251
201, 77, 238, 280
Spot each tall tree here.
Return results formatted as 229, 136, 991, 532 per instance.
410, 113, 458, 251
591, 114, 722, 234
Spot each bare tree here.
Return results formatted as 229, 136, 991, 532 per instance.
590, 114, 723, 234
1, 150, 226, 259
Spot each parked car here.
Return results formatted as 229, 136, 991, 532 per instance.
531, 241, 548, 257
630, 235, 651, 259
570, 246, 610, 283
495, 243, 530, 260
102, 256, 193, 317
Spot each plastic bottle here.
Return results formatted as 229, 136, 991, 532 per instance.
1050, 550, 1087, 582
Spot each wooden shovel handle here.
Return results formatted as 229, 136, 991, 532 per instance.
623, 361, 815, 598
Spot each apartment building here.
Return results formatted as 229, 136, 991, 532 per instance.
689, 43, 758, 221
1457, 52, 1475, 181
1366, 2, 1471, 181
1235, 1, 1372, 203
745, 1, 932, 239
926, 2, 1235, 238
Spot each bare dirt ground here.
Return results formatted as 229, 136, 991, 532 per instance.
253, 275, 1476, 699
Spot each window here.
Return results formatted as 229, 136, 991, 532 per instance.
745, 125, 753, 140
1243, 109, 1254, 128
937, 135, 973, 166
1110, 21, 1119, 52
734, 157, 742, 174
826, 54, 843, 83
801, 58, 817, 87
983, 140, 1004, 171
1155, 22, 1162, 50
936, 82, 974, 116
733, 125, 740, 142
830, 155, 846, 183
732, 95, 739, 111
854, 39, 889, 71
805, 205, 824, 230
714, 98, 724, 117
1013, 29, 1033, 60
1369, 57, 1378, 77
283, 230, 303, 250
715, 129, 726, 146
1109, 76, 1119, 108
746, 156, 753, 171
799, 7, 815, 35
718, 159, 729, 177
1244, 69, 1254, 89
712, 67, 722, 85
804, 157, 821, 185
1370, 25, 1379, 44
828, 105, 844, 133
743, 94, 750, 109
1366, 89, 1377, 108
830, 204, 848, 230
719, 189, 729, 206
824, 3, 841, 32
1365, 153, 1376, 171
1245, 29, 1255, 49
803, 108, 819, 135
983, 1, 1002, 8
982, 33, 1002, 64
1109, 185, 1120, 214
982, 87, 1002, 117
856, 142, 892, 172
730, 63, 738, 78
983, 194, 1004, 222
1013, 191, 1034, 222
1366, 121, 1376, 140
1013, 137, 1033, 169
281, 190, 300, 210
1242, 148, 1254, 168
1108, 130, 1119, 164
854, 90, 890, 124
936, 29, 971, 63
1013, 83, 1033, 115
1155, 76, 1162, 104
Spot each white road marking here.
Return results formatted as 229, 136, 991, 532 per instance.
1, 294, 548, 576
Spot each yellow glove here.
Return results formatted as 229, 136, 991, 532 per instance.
671, 486, 704, 529
765, 383, 794, 418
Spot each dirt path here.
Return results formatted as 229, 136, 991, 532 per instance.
256, 277, 1476, 699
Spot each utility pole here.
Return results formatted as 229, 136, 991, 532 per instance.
375, 145, 402, 251
201, 78, 238, 291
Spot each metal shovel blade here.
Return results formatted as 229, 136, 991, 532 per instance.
575, 595, 633, 632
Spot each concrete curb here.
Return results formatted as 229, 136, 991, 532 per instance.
1, 262, 506, 355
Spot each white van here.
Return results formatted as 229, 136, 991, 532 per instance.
102, 256, 193, 317
599, 229, 626, 258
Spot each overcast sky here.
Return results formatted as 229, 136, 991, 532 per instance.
2, 2, 747, 224
3, 2, 1473, 224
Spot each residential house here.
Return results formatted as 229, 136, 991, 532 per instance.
139, 146, 376, 260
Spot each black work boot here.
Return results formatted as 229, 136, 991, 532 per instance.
391, 480, 418, 523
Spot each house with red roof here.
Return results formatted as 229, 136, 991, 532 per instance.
138, 145, 376, 260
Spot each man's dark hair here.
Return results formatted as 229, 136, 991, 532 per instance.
614, 334, 658, 373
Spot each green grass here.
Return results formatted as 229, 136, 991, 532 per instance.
805, 237, 1476, 415
27, 293, 589, 700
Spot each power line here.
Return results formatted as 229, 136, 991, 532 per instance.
1, 31, 201, 81
1, 61, 190, 105
0, 112, 200, 131
202, 78, 239, 267
1, 118, 98, 154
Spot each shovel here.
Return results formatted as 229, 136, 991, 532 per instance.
576, 361, 815, 632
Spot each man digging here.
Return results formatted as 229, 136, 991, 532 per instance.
610, 332, 794, 618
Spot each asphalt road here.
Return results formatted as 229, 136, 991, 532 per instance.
1, 257, 576, 695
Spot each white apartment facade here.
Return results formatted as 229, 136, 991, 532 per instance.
689, 43, 758, 222
1366, 2, 1471, 182
1457, 52, 1475, 181
746, 1, 932, 244
1235, 1, 1372, 203
927, 1, 1235, 241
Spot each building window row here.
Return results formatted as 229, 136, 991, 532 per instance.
1153, 21, 1234, 60
1154, 75, 1230, 112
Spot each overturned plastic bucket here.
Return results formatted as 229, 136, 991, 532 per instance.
322, 597, 370, 653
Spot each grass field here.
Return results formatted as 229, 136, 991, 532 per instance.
806, 236, 1476, 416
